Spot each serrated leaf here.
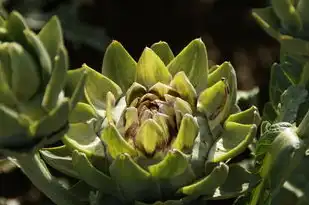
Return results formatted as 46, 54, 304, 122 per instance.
250, 126, 306, 205
262, 102, 278, 122
281, 55, 305, 83
255, 122, 293, 158
268, 128, 305, 193
270, 62, 295, 108
277, 85, 307, 123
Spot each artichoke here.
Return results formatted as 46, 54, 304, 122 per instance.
40, 39, 261, 205
0, 11, 85, 154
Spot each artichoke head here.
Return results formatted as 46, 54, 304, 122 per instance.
42, 39, 261, 204
0, 12, 85, 154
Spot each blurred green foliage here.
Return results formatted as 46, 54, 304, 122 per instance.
0, 0, 111, 53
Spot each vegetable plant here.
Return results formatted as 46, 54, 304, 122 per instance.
2, 4, 309, 204
245, 1, 309, 204
0, 11, 86, 205
0, 11, 264, 205
55, 37, 261, 204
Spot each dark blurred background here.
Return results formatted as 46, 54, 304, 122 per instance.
0, 0, 278, 204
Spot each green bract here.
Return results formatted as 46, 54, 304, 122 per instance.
42, 39, 261, 204
0, 11, 85, 153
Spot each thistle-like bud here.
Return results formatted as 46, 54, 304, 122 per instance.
40, 39, 261, 204
0, 12, 85, 154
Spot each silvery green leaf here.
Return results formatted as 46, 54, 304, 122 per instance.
276, 85, 307, 123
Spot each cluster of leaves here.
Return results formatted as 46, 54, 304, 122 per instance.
0, 9, 265, 205
243, 0, 309, 204
3, 0, 309, 204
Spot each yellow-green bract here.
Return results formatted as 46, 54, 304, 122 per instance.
41, 38, 261, 204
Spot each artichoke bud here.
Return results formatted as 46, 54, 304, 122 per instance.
0, 12, 84, 153
39, 39, 261, 204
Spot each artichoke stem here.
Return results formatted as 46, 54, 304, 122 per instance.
15, 153, 85, 205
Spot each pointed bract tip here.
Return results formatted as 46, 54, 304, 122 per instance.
111, 40, 121, 45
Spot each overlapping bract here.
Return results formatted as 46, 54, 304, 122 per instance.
0, 11, 85, 153
41, 39, 261, 204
